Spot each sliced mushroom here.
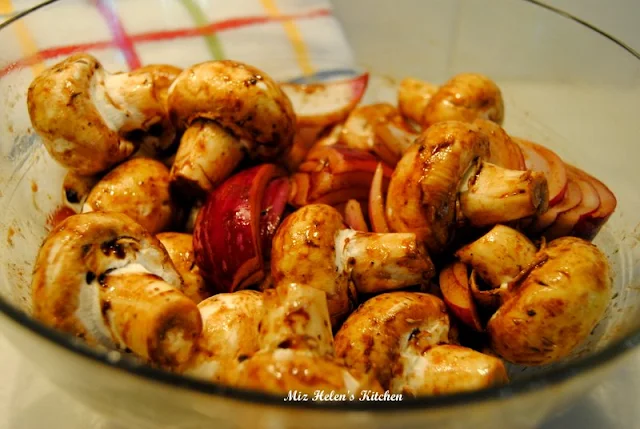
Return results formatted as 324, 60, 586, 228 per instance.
397, 74, 504, 128
232, 282, 382, 395
156, 232, 210, 303
184, 290, 263, 382
334, 292, 508, 395
167, 60, 296, 197
82, 157, 176, 234
31, 212, 202, 369
27, 53, 180, 175
386, 121, 549, 253
456, 224, 538, 287
270, 204, 435, 326
487, 236, 612, 365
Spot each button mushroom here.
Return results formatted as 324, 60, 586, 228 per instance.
183, 290, 263, 382
27, 53, 181, 176
334, 292, 508, 396
386, 121, 549, 254
31, 212, 202, 369
232, 282, 382, 395
167, 60, 296, 197
156, 232, 210, 304
439, 225, 538, 331
397, 73, 504, 128
394, 344, 509, 396
456, 224, 538, 288
270, 204, 435, 327
339, 103, 419, 165
487, 236, 612, 365
82, 157, 176, 234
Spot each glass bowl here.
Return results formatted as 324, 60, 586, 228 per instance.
1, 0, 639, 428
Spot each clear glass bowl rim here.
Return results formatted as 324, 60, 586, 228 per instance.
1, 0, 639, 412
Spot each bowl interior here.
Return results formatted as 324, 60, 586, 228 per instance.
1, 0, 640, 402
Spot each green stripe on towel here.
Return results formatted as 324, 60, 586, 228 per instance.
180, 0, 225, 60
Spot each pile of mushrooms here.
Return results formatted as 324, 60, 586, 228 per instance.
27, 53, 617, 398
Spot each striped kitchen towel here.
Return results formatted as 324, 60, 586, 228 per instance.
0, 0, 358, 83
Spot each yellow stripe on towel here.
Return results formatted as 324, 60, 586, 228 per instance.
260, 0, 315, 77
0, 0, 45, 76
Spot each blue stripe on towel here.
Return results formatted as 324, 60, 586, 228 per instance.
286, 68, 361, 84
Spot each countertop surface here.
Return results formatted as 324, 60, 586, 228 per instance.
1, 0, 639, 428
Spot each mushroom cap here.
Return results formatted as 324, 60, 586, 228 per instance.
423, 73, 504, 127
31, 212, 183, 342
334, 292, 450, 389
112, 64, 182, 154
392, 344, 509, 396
473, 119, 526, 170
167, 60, 296, 160
128, 64, 182, 108
270, 204, 355, 326
156, 232, 210, 303
27, 53, 135, 175
83, 157, 176, 234
233, 348, 383, 395
487, 236, 612, 365
386, 121, 490, 253
184, 290, 263, 382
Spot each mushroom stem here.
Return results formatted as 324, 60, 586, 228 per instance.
455, 224, 538, 287
459, 162, 549, 227
183, 291, 263, 382
336, 230, 435, 294
170, 120, 244, 197
259, 282, 334, 358
99, 267, 202, 368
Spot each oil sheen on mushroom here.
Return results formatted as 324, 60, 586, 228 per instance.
27, 54, 180, 175
31, 212, 201, 369
488, 236, 612, 365
83, 157, 176, 234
